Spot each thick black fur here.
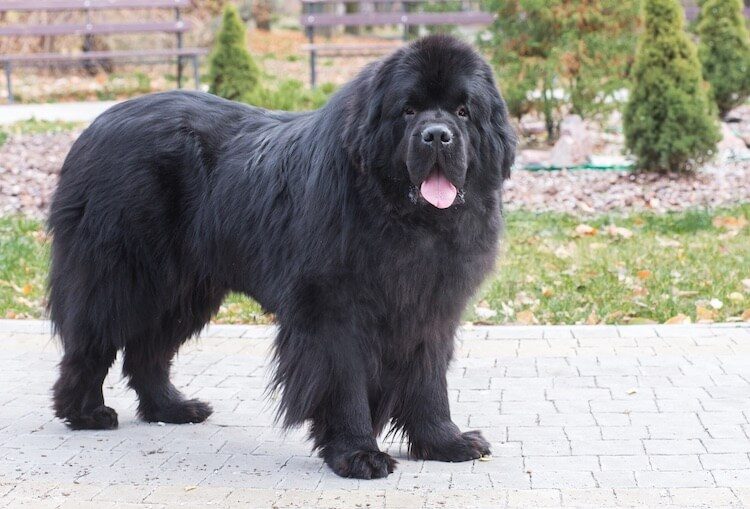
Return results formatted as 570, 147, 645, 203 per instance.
48, 35, 516, 479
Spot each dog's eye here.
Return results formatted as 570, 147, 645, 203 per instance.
456, 106, 468, 118
403, 106, 416, 116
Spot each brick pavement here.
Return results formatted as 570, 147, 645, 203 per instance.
1, 320, 749, 508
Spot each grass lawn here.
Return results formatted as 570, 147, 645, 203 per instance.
1, 204, 748, 325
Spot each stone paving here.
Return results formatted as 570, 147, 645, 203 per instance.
1, 320, 749, 508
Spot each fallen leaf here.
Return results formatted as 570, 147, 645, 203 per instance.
184, 486, 198, 492
696, 306, 718, 323
627, 388, 637, 395
585, 310, 599, 325
516, 309, 536, 325
729, 292, 744, 303
709, 298, 724, 310
665, 314, 692, 325
606, 225, 634, 239
474, 302, 497, 320
21, 283, 32, 296
631, 286, 649, 297
628, 317, 657, 325
742, 309, 750, 322
5, 310, 16, 319
712, 215, 748, 231
541, 287, 554, 298
657, 237, 682, 248
743, 279, 750, 292
636, 270, 652, 280
574, 224, 598, 237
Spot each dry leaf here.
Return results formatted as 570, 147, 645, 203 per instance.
574, 224, 598, 237
728, 292, 744, 303
742, 309, 750, 322
474, 301, 497, 320
709, 298, 724, 310
631, 286, 649, 297
657, 237, 682, 248
5, 310, 16, 319
516, 309, 536, 325
628, 317, 657, 324
184, 486, 198, 492
712, 216, 748, 231
665, 314, 691, 325
585, 310, 599, 325
636, 270, 652, 280
541, 287, 554, 298
743, 279, 750, 292
606, 225, 634, 239
21, 283, 32, 296
696, 306, 718, 323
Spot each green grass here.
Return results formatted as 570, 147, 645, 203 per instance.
1, 118, 83, 138
1, 205, 748, 324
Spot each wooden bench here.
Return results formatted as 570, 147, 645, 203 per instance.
300, 0, 494, 87
0, 0, 207, 104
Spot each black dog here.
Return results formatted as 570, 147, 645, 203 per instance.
48, 34, 516, 479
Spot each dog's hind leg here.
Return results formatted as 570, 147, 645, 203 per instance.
53, 343, 118, 430
122, 333, 213, 424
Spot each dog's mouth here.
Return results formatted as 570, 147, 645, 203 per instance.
419, 167, 458, 209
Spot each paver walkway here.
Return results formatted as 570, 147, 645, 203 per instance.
0, 101, 119, 125
1, 320, 749, 508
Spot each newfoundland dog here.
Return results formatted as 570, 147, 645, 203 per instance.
48, 34, 516, 479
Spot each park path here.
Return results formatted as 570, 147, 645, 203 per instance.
0, 320, 749, 508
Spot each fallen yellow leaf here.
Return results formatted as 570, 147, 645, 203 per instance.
574, 224, 598, 237
696, 305, 718, 323
21, 284, 32, 296
712, 216, 748, 231
665, 314, 692, 325
541, 287, 554, 298
516, 309, 536, 325
636, 270, 652, 280
742, 309, 750, 322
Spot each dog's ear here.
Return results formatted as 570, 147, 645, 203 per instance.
483, 68, 517, 181
343, 56, 399, 173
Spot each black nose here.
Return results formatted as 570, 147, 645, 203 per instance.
421, 124, 453, 145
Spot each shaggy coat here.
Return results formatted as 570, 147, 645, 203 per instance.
48, 34, 516, 479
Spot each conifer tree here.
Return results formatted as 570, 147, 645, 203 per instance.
624, 0, 719, 172
208, 4, 260, 102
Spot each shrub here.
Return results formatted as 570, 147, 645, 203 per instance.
697, 0, 750, 117
624, 0, 719, 173
246, 80, 335, 111
208, 4, 261, 102
481, 1, 638, 139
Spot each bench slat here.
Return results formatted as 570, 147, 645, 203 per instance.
0, 0, 190, 12
301, 11, 494, 27
0, 21, 191, 37
0, 47, 207, 63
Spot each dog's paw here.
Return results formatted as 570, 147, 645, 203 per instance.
328, 449, 396, 479
140, 398, 213, 424
411, 429, 491, 462
66, 405, 119, 430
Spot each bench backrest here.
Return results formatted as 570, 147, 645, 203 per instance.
0, 0, 193, 39
300, 0, 494, 29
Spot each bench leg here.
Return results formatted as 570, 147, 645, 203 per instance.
4, 64, 13, 105
306, 27, 317, 88
177, 56, 183, 89
192, 55, 200, 90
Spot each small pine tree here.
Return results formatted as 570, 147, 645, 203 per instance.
208, 4, 260, 102
697, 0, 750, 117
624, 0, 719, 173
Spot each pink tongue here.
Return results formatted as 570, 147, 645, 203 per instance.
420, 170, 458, 209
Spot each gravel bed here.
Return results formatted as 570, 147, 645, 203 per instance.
1, 131, 748, 219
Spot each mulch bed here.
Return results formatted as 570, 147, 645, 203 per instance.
2, 130, 749, 219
